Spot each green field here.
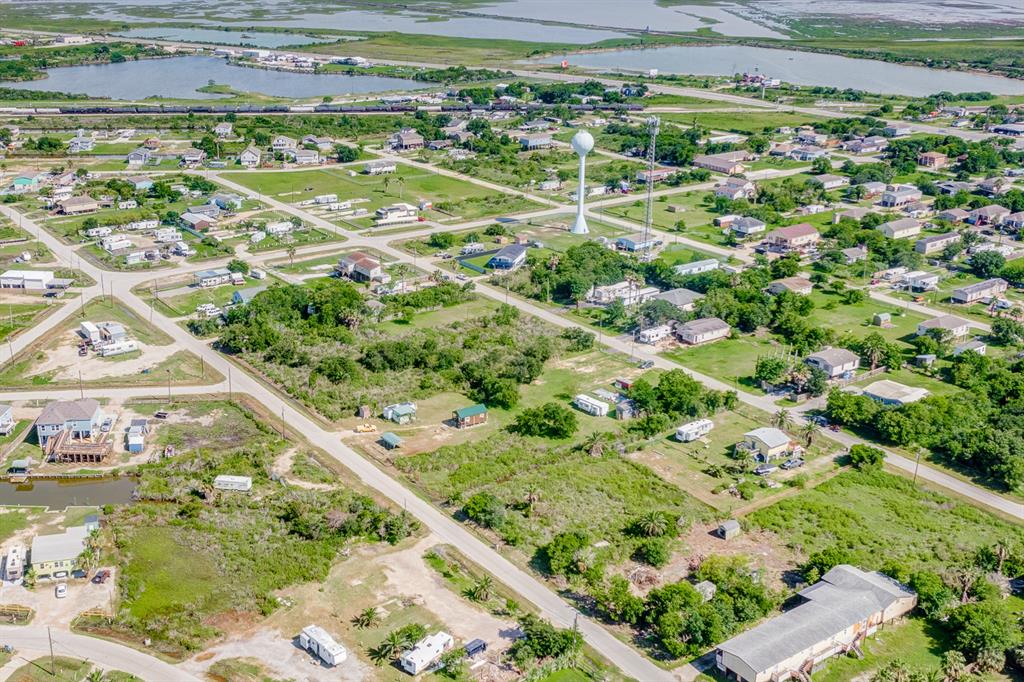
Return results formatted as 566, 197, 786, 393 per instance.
219, 165, 539, 227
661, 111, 826, 134
0, 302, 52, 342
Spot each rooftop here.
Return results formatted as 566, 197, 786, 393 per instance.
37, 399, 100, 426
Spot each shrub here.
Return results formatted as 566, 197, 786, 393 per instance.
634, 537, 670, 568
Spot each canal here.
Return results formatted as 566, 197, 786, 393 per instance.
0, 478, 136, 510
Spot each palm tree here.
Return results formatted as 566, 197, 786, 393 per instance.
801, 421, 820, 447
772, 409, 793, 432
382, 175, 392, 195
352, 606, 380, 629
393, 263, 411, 291
87, 670, 104, 682
637, 510, 668, 537
286, 244, 296, 266
372, 630, 406, 664
469, 575, 494, 602
524, 484, 540, 513
395, 175, 406, 199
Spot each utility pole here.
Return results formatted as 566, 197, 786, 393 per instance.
79, 370, 84, 399
47, 626, 55, 676
641, 116, 660, 264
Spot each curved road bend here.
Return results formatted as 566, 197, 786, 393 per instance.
0, 626, 203, 682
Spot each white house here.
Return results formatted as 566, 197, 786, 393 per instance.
676, 419, 713, 442
637, 324, 673, 344
805, 347, 860, 378
877, 218, 921, 240
298, 625, 347, 667
573, 395, 609, 417
916, 314, 971, 340
587, 281, 659, 307
213, 475, 252, 492
373, 203, 419, 226
673, 259, 720, 277
675, 317, 730, 345
400, 632, 453, 675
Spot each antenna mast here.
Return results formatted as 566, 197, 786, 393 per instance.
642, 115, 660, 263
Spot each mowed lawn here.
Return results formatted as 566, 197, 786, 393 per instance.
220, 165, 539, 224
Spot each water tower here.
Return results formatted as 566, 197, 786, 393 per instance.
570, 130, 594, 235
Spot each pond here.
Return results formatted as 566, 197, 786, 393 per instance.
113, 27, 338, 48
0, 55, 424, 100
0, 478, 136, 510
541, 44, 1024, 96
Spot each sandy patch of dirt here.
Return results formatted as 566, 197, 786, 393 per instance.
28, 329, 177, 382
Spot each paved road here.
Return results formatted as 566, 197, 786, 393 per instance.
0, 626, 203, 682
868, 289, 993, 332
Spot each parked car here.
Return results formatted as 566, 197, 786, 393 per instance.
754, 464, 777, 476
92, 570, 110, 584
55, 583, 67, 599
153, 411, 169, 420
100, 418, 112, 433
638, 360, 655, 369
781, 458, 805, 470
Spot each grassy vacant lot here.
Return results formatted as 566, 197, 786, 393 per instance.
0, 509, 30, 544
220, 165, 538, 227
660, 111, 825, 134
398, 431, 713, 565
600, 192, 726, 246
8, 657, 139, 682
748, 468, 1024, 573
0, 301, 52, 342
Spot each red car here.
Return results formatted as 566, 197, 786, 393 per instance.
92, 570, 110, 584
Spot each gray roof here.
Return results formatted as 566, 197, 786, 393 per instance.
919, 314, 969, 331
678, 317, 729, 334
744, 427, 790, 449
953, 278, 1006, 296
491, 244, 527, 260
717, 566, 913, 675
30, 526, 89, 565
37, 399, 100, 427
806, 347, 859, 368
653, 288, 704, 308
916, 232, 959, 246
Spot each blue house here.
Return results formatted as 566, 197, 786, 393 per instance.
127, 175, 153, 191
35, 399, 104, 446
232, 286, 267, 306
487, 244, 527, 271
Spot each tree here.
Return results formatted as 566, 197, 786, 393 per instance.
754, 356, 788, 385
772, 409, 792, 431
940, 650, 968, 682
636, 510, 669, 537
801, 421, 820, 447
849, 444, 885, 470
462, 492, 505, 529
542, 531, 589, 576
947, 599, 1019, 661
226, 258, 249, 274
991, 318, 1024, 346
286, 244, 296, 266
508, 402, 578, 439
438, 647, 467, 679
469, 575, 494, 602
969, 250, 1006, 278
334, 144, 360, 163
352, 606, 380, 629
909, 571, 952, 618
635, 536, 670, 567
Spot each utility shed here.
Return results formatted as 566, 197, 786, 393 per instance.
715, 566, 916, 682
453, 404, 488, 429
718, 519, 741, 540
380, 432, 402, 450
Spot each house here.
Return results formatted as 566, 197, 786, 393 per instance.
390, 128, 425, 150
637, 168, 674, 184
842, 136, 888, 154
195, 268, 232, 288
180, 149, 206, 167
487, 244, 528, 270
811, 174, 849, 191
714, 177, 756, 200
914, 232, 960, 255
126, 419, 147, 453
453, 404, 488, 429
35, 399, 104, 446
518, 132, 553, 150
211, 193, 244, 211
373, 203, 419, 226
767, 277, 813, 296
337, 251, 387, 282
676, 418, 713, 442
213, 122, 233, 138
978, 177, 1011, 197
877, 218, 921, 240
673, 258, 720, 276
0, 270, 55, 290
884, 123, 914, 137
1003, 211, 1024, 231
917, 314, 970, 339
637, 324, 674, 344
364, 160, 397, 175
303, 135, 334, 151
805, 347, 860, 378
287, 148, 320, 165
239, 146, 261, 168
951, 278, 1008, 304
834, 207, 871, 224
790, 145, 828, 162
764, 223, 820, 251
588, 281, 659, 307
954, 339, 987, 356
616, 233, 659, 252
937, 208, 970, 224
232, 286, 268, 306
58, 196, 99, 215
68, 130, 94, 154
573, 394, 610, 417
0, 404, 13, 436
862, 379, 929, 406
967, 204, 1010, 226
731, 216, 767, 238
841, 246, 869, 264
903, 201, 931, 219
400, 632, 454, 676
859, 181, 887, 198
29, 525, 92, 579
652, 287, 704, 311
180, 212, 216, 230
992, 123, 1024, 136
126, 147, 152, 166
903, 270, 940, 292
692, 151, 750, 175
428, 139, 452, 151
738, 427, 791, 461
879, 184, 922, 208
675, 317, 731, 345
796, 130, 828, 146
383, 402, 417, 425
213, 475, 252, 492
917, 150, 948, 168
271, 135, 297, 152
715, 565, 916, 682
